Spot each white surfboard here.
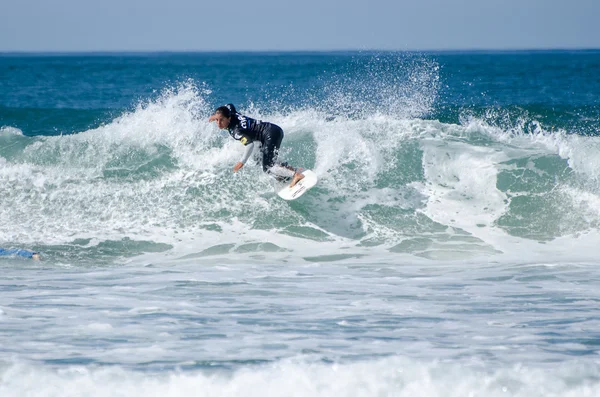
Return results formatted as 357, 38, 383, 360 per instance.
277, 170, 318, 200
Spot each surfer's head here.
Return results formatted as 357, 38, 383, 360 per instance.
213, 104, 236, 129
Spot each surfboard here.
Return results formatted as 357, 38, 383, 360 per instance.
277, 170, 318, 200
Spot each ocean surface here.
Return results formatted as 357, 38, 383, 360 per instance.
1, 51, 600, 396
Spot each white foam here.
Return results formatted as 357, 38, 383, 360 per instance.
462, 116, 600, 182
0, 358, 599, 397
0, 126, 24, 136
417, 135, 510, 232
84, 323, 113, 331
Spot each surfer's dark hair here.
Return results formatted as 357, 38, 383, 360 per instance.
215, 104, 236, 118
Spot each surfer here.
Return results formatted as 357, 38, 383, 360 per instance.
208, 104, 305, 187
0, 248, 41, 260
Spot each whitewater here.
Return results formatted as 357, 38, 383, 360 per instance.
2, 83, 600, 263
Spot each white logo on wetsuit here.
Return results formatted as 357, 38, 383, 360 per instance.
237, 115, 248, 129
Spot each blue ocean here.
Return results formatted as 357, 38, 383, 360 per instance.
1, 51, 600, 396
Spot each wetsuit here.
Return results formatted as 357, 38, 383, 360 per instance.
227, 113, 295, 180
0, 248, 38, 259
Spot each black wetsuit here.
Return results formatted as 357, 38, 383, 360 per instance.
227, 113, 293, 179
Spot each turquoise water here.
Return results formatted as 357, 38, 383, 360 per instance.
1, 51, 600, 396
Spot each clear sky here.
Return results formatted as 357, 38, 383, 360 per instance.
2, 0, 599, 52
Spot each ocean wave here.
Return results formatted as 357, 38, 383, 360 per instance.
2, 83, 600, 263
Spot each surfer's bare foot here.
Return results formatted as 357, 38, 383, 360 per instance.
289, 172, 304, 187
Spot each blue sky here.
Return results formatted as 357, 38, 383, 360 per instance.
2, 0, 599, 51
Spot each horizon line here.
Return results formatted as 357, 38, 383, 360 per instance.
1, 47, 600, 56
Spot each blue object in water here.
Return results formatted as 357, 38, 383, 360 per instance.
0, 248, 38, 259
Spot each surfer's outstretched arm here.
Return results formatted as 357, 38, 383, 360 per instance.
240, 141, 254, 165
234, 142, 255, 172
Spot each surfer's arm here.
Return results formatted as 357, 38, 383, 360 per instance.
233, 141, 255, 172
239, 141, 255, 165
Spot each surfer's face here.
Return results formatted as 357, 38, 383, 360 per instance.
214, 112, 231, 129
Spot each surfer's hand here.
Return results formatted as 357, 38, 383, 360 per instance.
208, 114, 217, 122
233, 162, 244, 172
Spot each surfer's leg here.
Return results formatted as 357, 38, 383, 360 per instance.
262, 126, 296, 182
